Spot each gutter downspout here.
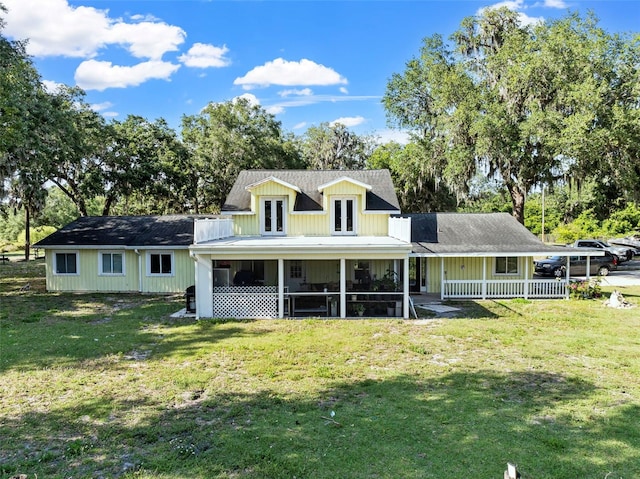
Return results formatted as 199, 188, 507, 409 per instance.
135, 249, 142, 293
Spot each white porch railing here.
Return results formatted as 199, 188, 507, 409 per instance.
213, 285, 278, 318
194, 218, 234, 243
443, 279, 567, 299
388, 216, 411, 242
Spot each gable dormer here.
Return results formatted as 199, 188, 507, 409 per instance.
318, 177, 372, 236
245, 176, 301, 236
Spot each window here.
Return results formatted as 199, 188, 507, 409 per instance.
495, 256, 518, 275
55, 252, 78, 275
148, 252, 173, 276
290, 260, 302, 279
332, 197, 356, 235
100, 252, 124, 275
261, 197, 286, 235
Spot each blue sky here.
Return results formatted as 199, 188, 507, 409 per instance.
3, 0, 639, 142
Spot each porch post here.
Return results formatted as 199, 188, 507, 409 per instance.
565, 255, 570, 299
194, 255, 213, 319
482, 257, 487, 300
585, 255, 591, 280
340, 258, 346, 318
524, 258, 529, 299
278, 258, 284, 318
403, 256, 410, 318
440, 257, 445, 301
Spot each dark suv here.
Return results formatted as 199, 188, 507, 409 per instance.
534, 252, 618, 277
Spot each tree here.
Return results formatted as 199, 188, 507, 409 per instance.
181, 98, 302, 212
300, 122, 374, 170
384, 8, 640, 225
368, 141, 456, 212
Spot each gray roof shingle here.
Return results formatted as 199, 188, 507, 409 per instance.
34, 215, 214, 248
399, 212, 566, 255
222, 169, 400, 213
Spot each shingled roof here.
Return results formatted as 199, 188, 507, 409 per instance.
34, 215, 213, 248
399, 212, 568, 256
222, 169, 400, 213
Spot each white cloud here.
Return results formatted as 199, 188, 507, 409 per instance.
178, 43, 231, 68
339, 87, 349, 94
42, 80, 65, 93
106, 21, 185, 60
266, 106, 285, 115
75, 59, 180, 91
90, 101, 114, 112
2, 0, 185, 60
330, 116, 366, 128
279, 88, 313, 98
375, 129, 410, 145
234, 58, 348, 90
542, 0, 567, 7
102, 111, 119, 118
234, 93, 261, 107
293, 122, 307, 130
479, 2, 544, 27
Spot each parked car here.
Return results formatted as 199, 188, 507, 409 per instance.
534, 252, 618, 277
571, 239, 633, 263
608, 236, 640, 258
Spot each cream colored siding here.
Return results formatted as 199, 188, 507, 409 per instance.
232, 179, 390, 237
426, 256, 533, 293
46, 250, 138, 292
45, 249, 193, 293
141, 250, 194, 293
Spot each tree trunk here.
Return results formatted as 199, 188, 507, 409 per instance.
508, 183, 526, 225
102, 195, 114, 216
24, 207, 30, 261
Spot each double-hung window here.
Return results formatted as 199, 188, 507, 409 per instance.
495, 256, 518, 275
332, 197, 356, 235
148, 252, 173, 276
55, 252, 78, 275
261, 197, 286, 235
100, 252, 124, 275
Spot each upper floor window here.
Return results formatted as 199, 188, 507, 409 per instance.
495, 256, 518, 275
332, 197, 356, 235
261, 197, 286, 235
100, 252, 124, 275
55, 252, 79, 275
148, 251, 173, 276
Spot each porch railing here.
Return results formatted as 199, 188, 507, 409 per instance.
213, 285, 277, 318
443, 279, 567, 299
194, 218, 234, 244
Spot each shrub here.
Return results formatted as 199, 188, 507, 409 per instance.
568, 278, 602, 299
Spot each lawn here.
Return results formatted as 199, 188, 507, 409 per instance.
1, 259, 639, 478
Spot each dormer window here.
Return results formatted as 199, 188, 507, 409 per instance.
261, 197, 286, 235
332, 196, 356, 235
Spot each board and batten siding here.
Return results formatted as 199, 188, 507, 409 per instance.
425, 256, 534, 293
232, 180, 390, 237
45, 249, 194, 293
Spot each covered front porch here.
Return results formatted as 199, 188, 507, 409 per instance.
190, 233, 412, 319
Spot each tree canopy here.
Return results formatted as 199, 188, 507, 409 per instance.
384, 8, 640, 224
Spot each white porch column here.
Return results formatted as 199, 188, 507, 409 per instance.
340, 258, 346, 318
278, 258, 284, 318
585, 255, 591, 280
194, 255, 213, 319
565, 255, 571, 299
482, 257, 487, 300
440, 257, 445, 300
524, 259, 530, 299
403, 257, 410, 319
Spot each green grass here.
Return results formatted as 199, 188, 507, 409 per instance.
1, 260, 639, 478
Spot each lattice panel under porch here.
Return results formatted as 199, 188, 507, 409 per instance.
213, 286, 278, 318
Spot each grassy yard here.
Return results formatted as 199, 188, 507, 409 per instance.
1, 259, 639, 478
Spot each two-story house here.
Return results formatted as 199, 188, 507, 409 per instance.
189, 169, 413, 319
36, 169, 584, 319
